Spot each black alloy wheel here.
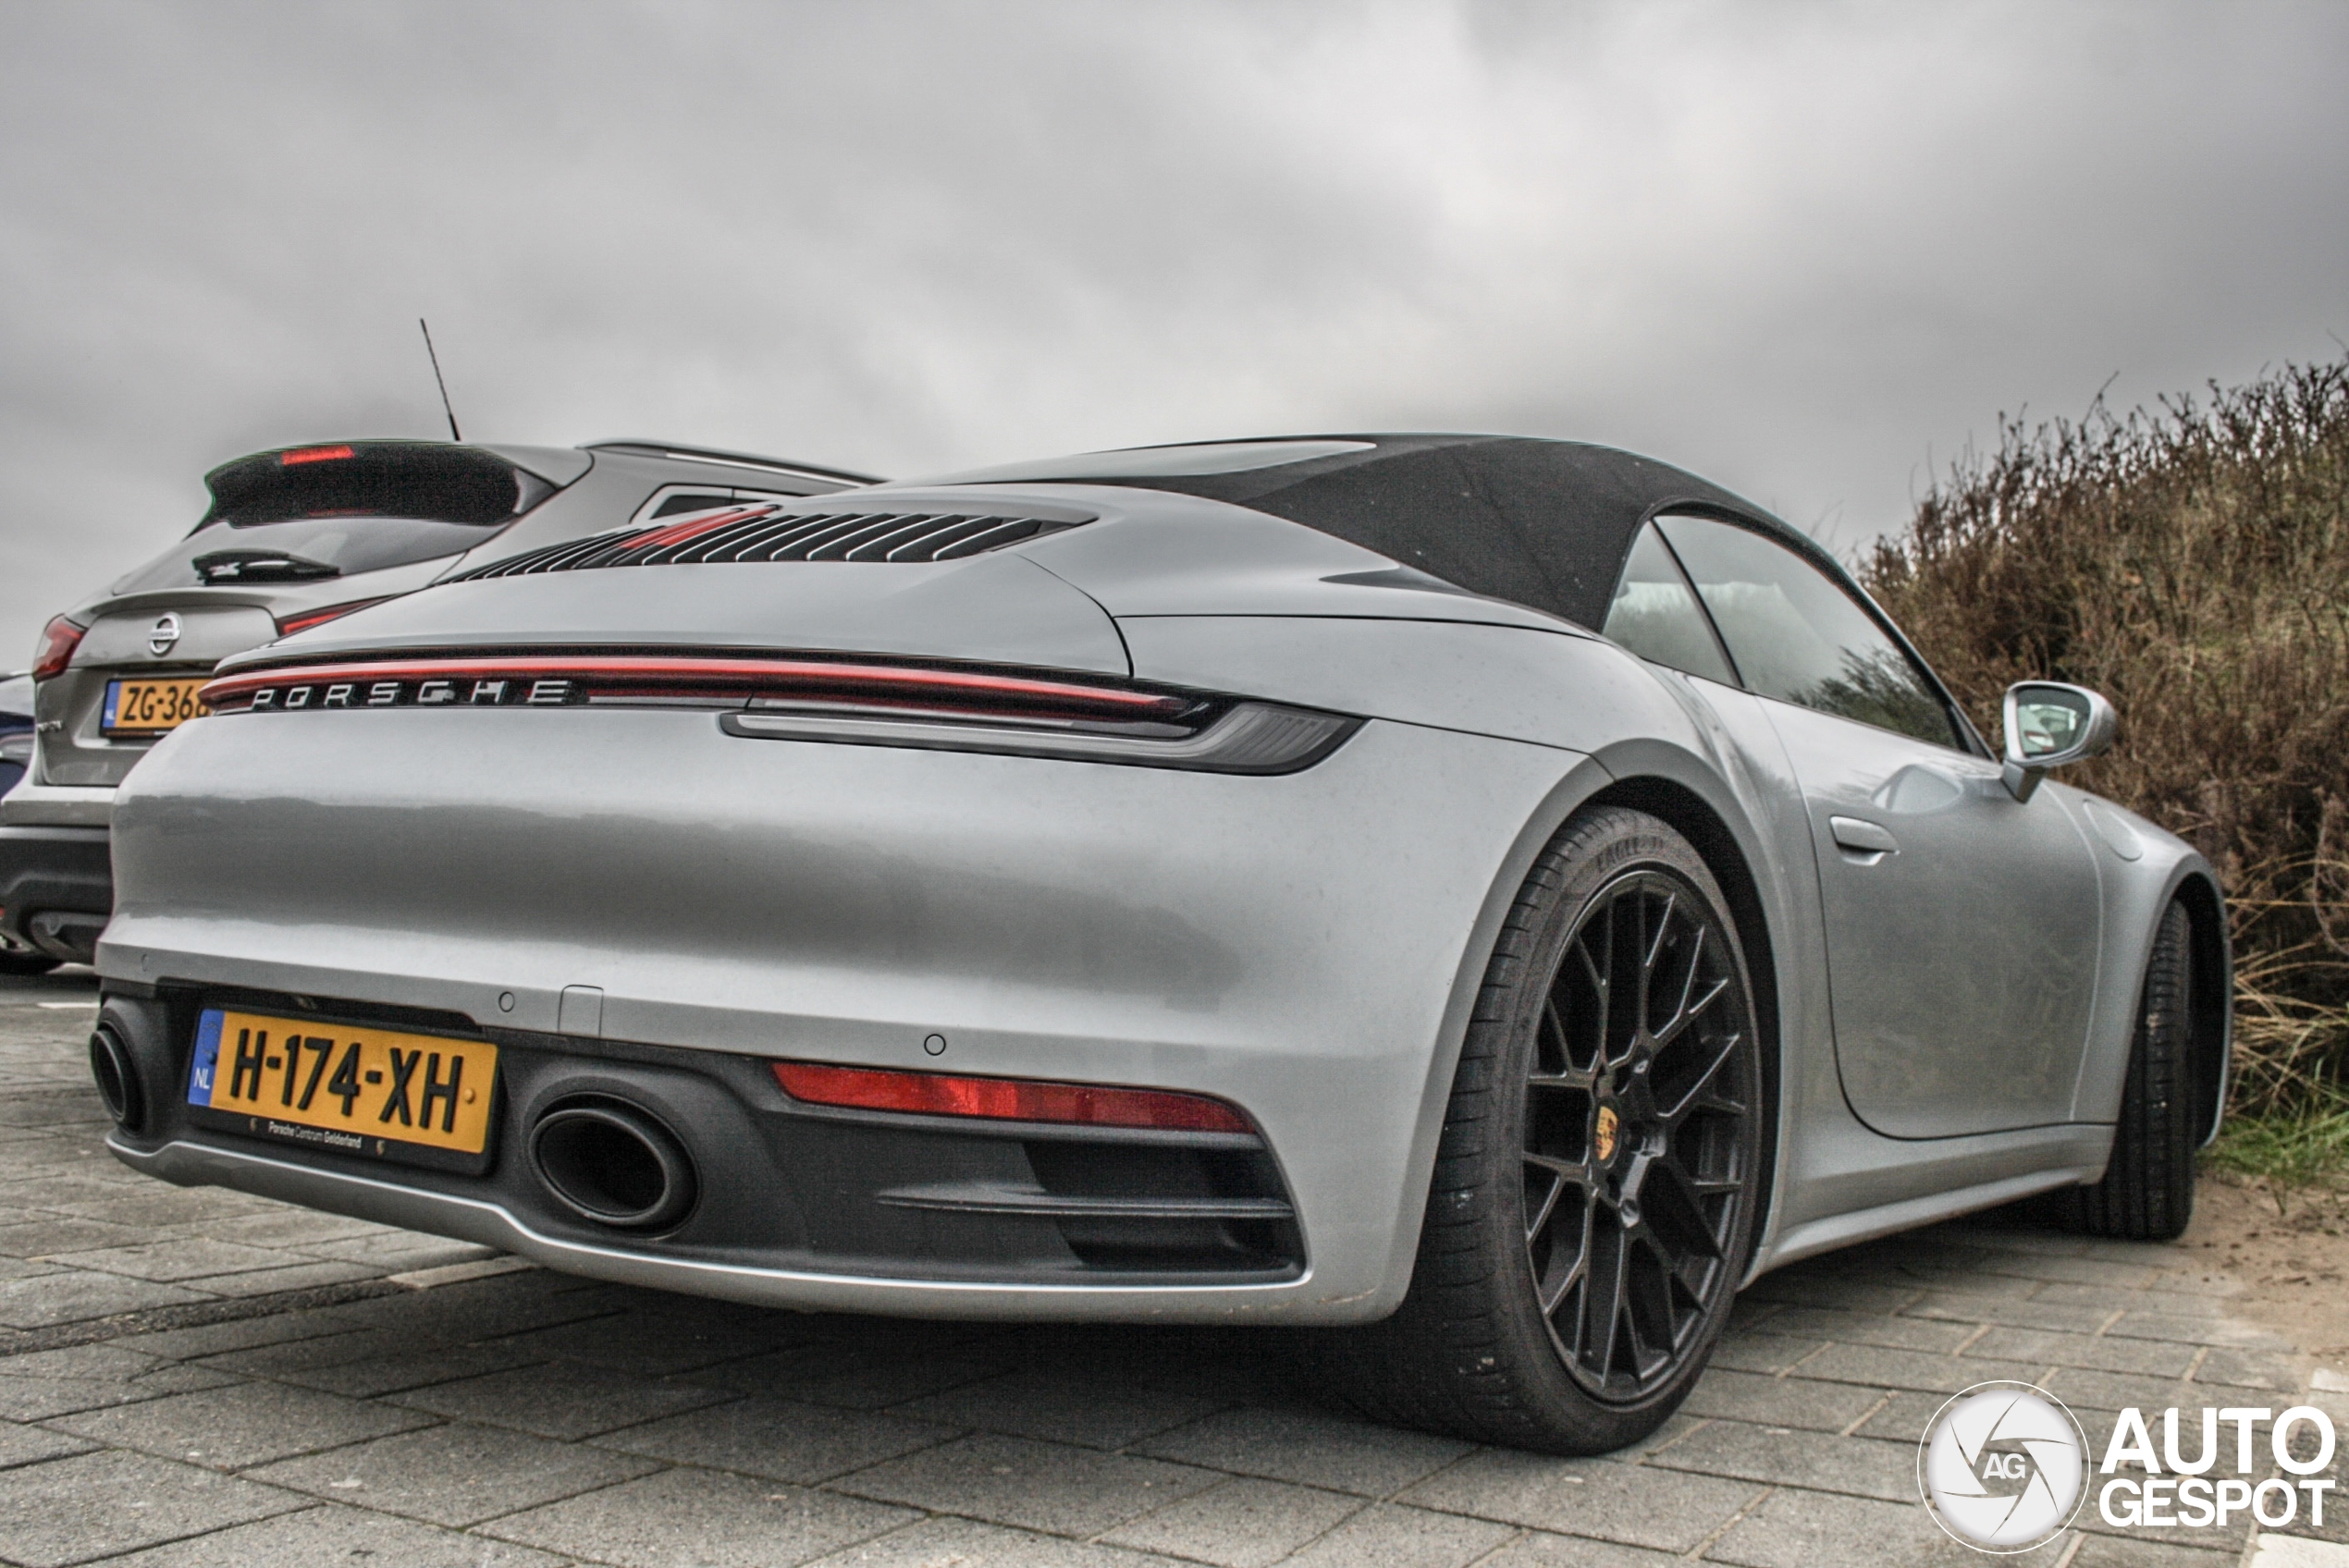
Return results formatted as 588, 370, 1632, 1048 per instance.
1525, 867, 1756, 1403
1324, 806, 1765, 1454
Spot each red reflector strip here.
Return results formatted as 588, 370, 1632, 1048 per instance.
620, 505, 780, 553
201, 655, 1188, 717
279, 445, 355, 466
770, 1060, 1253, 1134
274, 596, 395, 637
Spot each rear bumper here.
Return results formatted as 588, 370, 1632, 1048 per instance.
100, 709, 1589, 1320
0, 825, 112, 962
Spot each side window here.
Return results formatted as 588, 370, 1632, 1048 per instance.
1654, 514, 1962, 750
1602, 523, 1737, 685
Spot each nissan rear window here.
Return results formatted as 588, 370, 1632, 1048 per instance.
110, 443, 560, 593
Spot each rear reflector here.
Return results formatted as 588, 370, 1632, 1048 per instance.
278, 445, 355, 466
273, 597, 397, 637
31, 615, 87, 680
770, 1060, 1254, 1134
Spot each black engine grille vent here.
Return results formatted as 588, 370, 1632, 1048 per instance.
453, 505, 1084, 580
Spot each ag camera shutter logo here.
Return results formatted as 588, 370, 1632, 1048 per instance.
1919, 1381, 2089, 1551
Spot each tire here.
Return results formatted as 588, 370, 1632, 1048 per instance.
0, 952, 60, 977
2063, 900, 2197, 1240
1323, 806, 1766, 1454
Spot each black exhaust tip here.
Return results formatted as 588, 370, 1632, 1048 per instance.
90, 1023, 144, 1132
528, 1098, 697, 1231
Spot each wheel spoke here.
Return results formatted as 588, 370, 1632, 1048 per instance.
1642, 1158, 1727, 1261
1660, 1027, 1746, 1125
1580, 1207, 1630, 1375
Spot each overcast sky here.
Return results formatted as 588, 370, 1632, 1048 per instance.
3, 0, 2344, 660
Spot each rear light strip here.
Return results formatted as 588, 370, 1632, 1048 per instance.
274, 596, 396, 637
200, 654, 1189, 721
198, 653, 1362, 773
771, 1060, 1255, 1135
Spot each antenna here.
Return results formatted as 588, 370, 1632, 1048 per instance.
418, 318, 461, 441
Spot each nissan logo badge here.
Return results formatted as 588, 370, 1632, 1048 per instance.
148, 614, 181, 657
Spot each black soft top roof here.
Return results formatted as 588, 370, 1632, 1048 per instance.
1011, 434, 1802, 630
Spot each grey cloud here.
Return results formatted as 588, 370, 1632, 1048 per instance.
2, 0, 2343, 651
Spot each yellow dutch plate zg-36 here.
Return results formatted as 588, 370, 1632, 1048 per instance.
186, 1007, 498, 1173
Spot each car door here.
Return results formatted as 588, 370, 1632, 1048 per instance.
1651, 514, 2102, 1140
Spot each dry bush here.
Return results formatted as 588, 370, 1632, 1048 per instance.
1861, 358, 2349, 1113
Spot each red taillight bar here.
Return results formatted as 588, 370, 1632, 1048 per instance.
279, 445, 355, 465
619, 504, 780, 553
275, 596, 396, 637
771, 1060, 1254, 1134
200, 655, 1189, 718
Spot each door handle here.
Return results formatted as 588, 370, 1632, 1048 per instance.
1829, 815, 1900, 854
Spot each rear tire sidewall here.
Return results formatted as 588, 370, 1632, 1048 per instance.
1473, 808, 1765, 1448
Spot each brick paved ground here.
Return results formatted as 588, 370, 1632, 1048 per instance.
4, 966, 2346, 1567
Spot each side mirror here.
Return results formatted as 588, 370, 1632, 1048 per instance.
2000, 681, 2116, 802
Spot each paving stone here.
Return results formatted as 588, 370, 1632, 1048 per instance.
0, 1268, 211, 1327
182, 1208, 396, 1249
1795, 1341, 2044, 1393
2069, 1537, 2247, 1566
1644, 1416, 1913, 1501
1680, 1369, 1888, 1432
106, 1305, 372, 1360
593, 1392, 958, 1483
191, 1325, 425, 1376
483, 1464, 918, 1567
49, 1377, 437, 1470
181, 1259, 387, 1296
0, 1448, 309, 1568
1398, 1447, 1761, 1553
1759, 1305, 1979, 1353
102, 1501, 569, 1566
838, 1431, 1224, 1537
1968, 1326, 2202, 1377
49, 1237, 306, 1282
2195, 1347, 2311, 1392
486, 1305, 800, 1375
0, 1344, 240, 1420
1099, 1475, 1364, 1567
1905, 1292, 2120, 1333
319, 1270, 620, 1343
695, 1346, 1006, 1409
1743, 1274, 1927, 1313
2039, 1366, 2203, 1413
1708, 1332, 1832, 1376
0, 1216, 171, 1256
1273, 1501, 1519, 1568
1135, 1402, 1477, 1496
273, 1338, 549, 1399
895, 1369, 1228, 1451
389, 1357, 731, 1439
1702, 1484, 1990, 1566
245, 1418, 661, 1526
801, 1514, 1191, 1566
2109, 1313, 2296, 1349
0, 1415, 95, 1468
48, 1187, 278, 1227
1475, 1531, 1686, 1565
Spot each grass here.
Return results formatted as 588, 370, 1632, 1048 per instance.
2203, 1090, 2349, 1197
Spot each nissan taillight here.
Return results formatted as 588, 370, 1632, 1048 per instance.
31, 616, 86, 680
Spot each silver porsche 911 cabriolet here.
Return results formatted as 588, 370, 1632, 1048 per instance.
88, 435, 2226, 1454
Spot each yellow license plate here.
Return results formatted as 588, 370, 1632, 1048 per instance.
187, 1008, 497, 1160
104, 677, 211, 734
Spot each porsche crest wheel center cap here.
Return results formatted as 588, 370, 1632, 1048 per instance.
1594, 1103, 1621, 1165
